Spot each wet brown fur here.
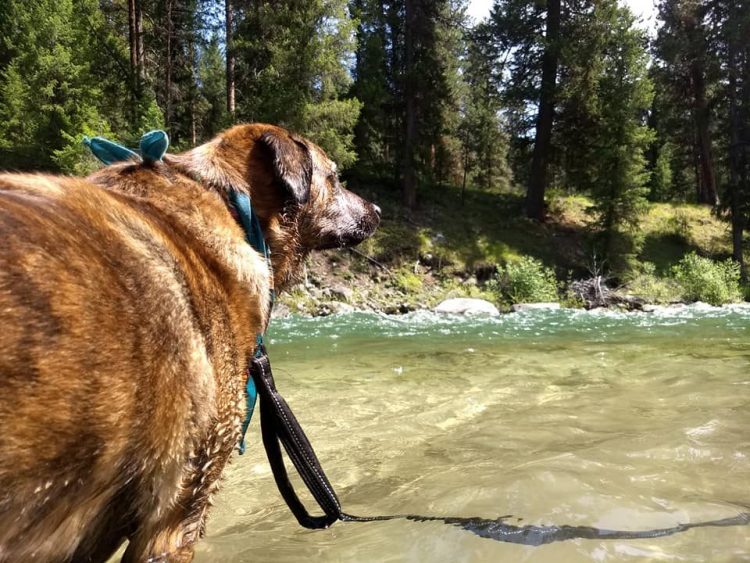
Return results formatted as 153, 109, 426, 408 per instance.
0, 124, 379, 562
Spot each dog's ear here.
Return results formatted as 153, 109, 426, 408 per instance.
259, 131, 312, 205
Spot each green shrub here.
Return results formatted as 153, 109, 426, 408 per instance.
671, 253, 742, 305
495, 257, 559, 304
626, 262, 684, 303
393, 268, 423, 294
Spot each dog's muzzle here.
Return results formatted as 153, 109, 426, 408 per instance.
315, 198, 380, 250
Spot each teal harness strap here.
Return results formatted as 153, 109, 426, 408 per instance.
237, 335, 263, 455
229, 190, 274, 455
228, 191, 270, 263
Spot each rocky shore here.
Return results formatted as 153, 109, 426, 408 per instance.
273, 249, 747, 319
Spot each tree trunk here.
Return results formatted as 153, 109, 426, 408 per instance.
727, 18, 746, 281
135, 0, 144, 86
461, 145, 469, 205
486, 144, 493, 191
691, 59, 719, 206
226, 0, 236, 117
189, 37, 197, 146
692, 135, 701, 201
191, 102, 197, 146
525, 0, 561, 221
165, 0, 173, 130
385, 0, 401, 185
128, 0, 137, 95
128, 0, 144, 101
401, 0, 417, 210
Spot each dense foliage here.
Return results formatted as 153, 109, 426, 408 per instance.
494, 257, 559, 304
672, 253, 742, 305
0, 0, 749, 287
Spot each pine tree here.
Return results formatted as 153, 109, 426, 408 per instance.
586, 2, 654, 276
351, 0, 467, 206
0, 0, 112, 171
459, 22, 511, 193
488, 0, 555, 211
654, 0, 720, 206
525, 0, 561, 220
225, 0, 235, 117
431, 0, 469, 188
645, 64, 695, 201
650, 0, 750, 276
146, 0, 204, 148
350, 0, 396, 176
233, 0, 361, 166
716, 0, 750, 278
197, 33, 228, 140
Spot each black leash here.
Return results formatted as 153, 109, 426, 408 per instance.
251, 350, 388, 528
251, 351, 341, 528
249, 349, 750, 545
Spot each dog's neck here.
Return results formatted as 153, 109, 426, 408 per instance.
167, 141, 251, 197
166, 144, 310, 293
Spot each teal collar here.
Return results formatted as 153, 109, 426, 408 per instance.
228, 190, 275, 454
228, 191, 270, 264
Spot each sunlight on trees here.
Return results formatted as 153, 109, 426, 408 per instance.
0, 0, 748, 282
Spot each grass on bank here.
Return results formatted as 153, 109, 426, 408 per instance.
291, 179, 747, 311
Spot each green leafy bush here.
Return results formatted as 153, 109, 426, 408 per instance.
393, 268, 423, 294
626, 262, 683, 304
495, 257, 559, 304
672, 253, 742, 305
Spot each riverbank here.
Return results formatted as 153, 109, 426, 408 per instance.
276, 185, 748, 317
273, 284, 750, 319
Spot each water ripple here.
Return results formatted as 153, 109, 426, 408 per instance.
268, 305, 750, 346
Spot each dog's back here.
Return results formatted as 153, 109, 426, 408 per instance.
0, 173, 255, 561
1, 175, 126, 560
0, 124, 380, 561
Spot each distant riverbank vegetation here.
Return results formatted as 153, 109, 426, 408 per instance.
1, 0, 748, 309
349, 185, 746, 311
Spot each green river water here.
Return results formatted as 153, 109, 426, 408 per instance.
194, 306, 750, 562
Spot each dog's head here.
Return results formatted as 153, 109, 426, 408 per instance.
170, 124, 380, 290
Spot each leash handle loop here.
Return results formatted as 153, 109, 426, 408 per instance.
251, 353, 342, 529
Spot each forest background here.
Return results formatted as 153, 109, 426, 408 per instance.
1, 0, 749, 311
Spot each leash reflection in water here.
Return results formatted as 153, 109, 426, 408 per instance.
403, 512, 750, 546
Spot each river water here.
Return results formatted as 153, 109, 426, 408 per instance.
196, 307, 750, 562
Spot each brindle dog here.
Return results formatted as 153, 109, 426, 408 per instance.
0, 123, 380, 562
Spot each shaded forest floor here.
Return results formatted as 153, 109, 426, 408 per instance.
276, 180, 745, 316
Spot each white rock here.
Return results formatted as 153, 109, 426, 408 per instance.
511, 302, 560, 312
435, 298, 500, 316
